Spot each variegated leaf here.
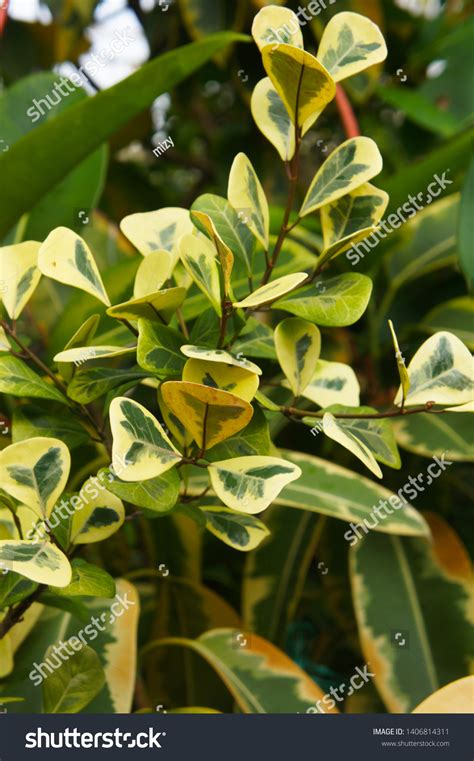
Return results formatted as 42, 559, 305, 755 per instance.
228, 153, 269, 250
317, 12, 387, 82
178, 233, 222, 316
137, 320, 185, 377
133, 250, 173, 297
0, 540, 72, 587
180, 345, 262, 375
53, 345, 136, 363
422, 296, 474, 351
324, 405, 401, 470
106, 286, 186, 324
161, 381, 253, 451
319, 183, 388, 265
300, 138, 383, 216
38, 227, 110, 306
110, 397, 181, 482
275, 318, 321, 396
0, 241, 41, 319
0, 438, 70, 519
393, 413, 474, 462
69, 478, 125, 545
322, 412, 383, 478
261, 44, 336, 129
251, 78, 295, 162
0, 326, 10, 351
0, 355, 68, 404
157, 387, 194, 449
199, 505, 270, 551
296, 359, 360, 408
394, 332, 473, 408
190, 210, 234, 298
120, 207, 193, 268
209, 455, 301, 514
251, 6, 303, 51
233, 272, 307, 309
56, 314, 100, 382
100, 465, 179, 515
350, 513, 473, 712
183, 359, 259, 403
275, 273, 372, 327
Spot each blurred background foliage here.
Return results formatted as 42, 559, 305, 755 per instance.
0, 0, 473, 713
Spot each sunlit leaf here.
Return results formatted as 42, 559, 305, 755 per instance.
106, 286, 186, 324
120, 208, 193, 268
179, 233, 222, 316
233, 272, 307, 308
251, 78, 295, 161
295, 359, 360, 408
183, 358, 259, 402
228, 153, 269, 250
322, 412, 383, 478
0, 355, 68, 405
275, 317, 321, 396
70, 477, 125, 545
251, 6, 303, 51
180, 345, 262, 375
317, 12, 387, 82
0, 241, 41, 319
199, 505, 270, 551
275, 273, 372, 326
133, 250, 173, 297
0, 540, 72, 587
190, 210, 234, 298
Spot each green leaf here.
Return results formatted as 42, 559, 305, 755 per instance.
207, 406, 272, 460
50, 558, 115, 598
100, 465, 180, 514
178, 233, 222, 316
0, 241, 41, 319
275, 450, 429, 537
422, 297, 474, 350
0, 33, 249, 238
110, 397, 181, 482
243, 506, 322, 644
199, 505, 269, 551
393, 413, 474, 462
458, 155, 474, 290
42, 644, 106, 713
190, 210, 234, 298
147, 629, 334, 713
300, 137, 383, 216
234, 272, 307, 309
233, 318, 277, 360
275, 318, 321, 397
0, 437, 70, 520
0, 540, 72, 587
12, 404, 89, 449
67, 368, 148, 404
56, 314, 100, 383
191, 194, 255, 276
324, 404, 402, 470
137, 320, 186, 377
228, 153, 269, 250
0, 570, 37, 608
275, 273, 372, 327
322, 412, 382, 478
350, 513, 473, 712
317, 12, 387, 81
394, 332, 473, 408
209, 455, 302, 514
0, 354, 68, 405
261, 43, 336, 130
377, 86, 459, 138
388, 320, 410, 404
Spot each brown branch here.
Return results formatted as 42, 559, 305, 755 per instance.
281, 401, 448, 420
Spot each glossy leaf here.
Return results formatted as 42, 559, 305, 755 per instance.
209, 455, 302, 514
183, 358, 259, 403
121, 208, 193, 268
67, 368, 148, 404
297, 359, 360, 408
179, 233, 222, 315
251, 6, 303, 51
161, 381, 253, 451
180, 345, 262, 375
234, 272, 307, 308
70, 477, 125, 545
228, 153, 269, 250
0, 241, 41, 319
42, 644, 105, 713
325, 405, 401, 469
317, 12, 387, 82
322, 412, 382, 478
199, 505, 270, 551
275, 273, 372, 327
38, 227, 110, 306
56, 314, 100, 382
0, 540, 72, 587
191, 210, 234, 297
100, 465, 180, 515
0, 355, 68, 405
300, 138, 383, 216
137, 320, 186, 377
190, 194, 255, 276
133, 250, 173, 297
110, 397, 181, 482
275, 318, 321, 396
106, 286, 186, 324
53, 345, 136, 364
394, 332, 473, 408
50, 558, 115, 598
251, 78, 295, 161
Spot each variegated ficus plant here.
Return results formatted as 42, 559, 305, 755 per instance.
0, 7, 472, 715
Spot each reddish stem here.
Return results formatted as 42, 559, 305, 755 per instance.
335, 84, 360, 139
0, 1, 9, 37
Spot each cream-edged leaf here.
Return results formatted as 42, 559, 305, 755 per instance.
133, 250, 173, 297
0, 355, 68, 404
38, 227, 110, 306
120, 207, 193, 268
319, 183, 388, 265
161, 381, 253, 451
233, 272, 307, 308
137, 320, 185, 377
183, 358, 259, 403
251, 78, 295, 161
190, 210, 234, 298
209, 455, 301, 514
0, 540, 72, 587
317, 12, 387, 82
199, 505, 270, 551
275, 273, 372, 327
106, 286, 186, 324
394, 332, 473, 407
70, 478, 125, 545
324, 405, 401, 469
300, 138, 383, 216
180, 345, 262, 375
322, 412, 383, 478
298, 359, 360, 408
275, 318, 321, 396
0, 241, 41, 319
228, 153, 269, 250
0, 326, 11, 351
262, 44, 336, 129
157, 386, 194, 448
251, 6, 303, 51
56, 314, 100, 382
110, 397, 181, 481
178, 233, 222, 316
53, 346, 136, 364
0, 438, 70, 519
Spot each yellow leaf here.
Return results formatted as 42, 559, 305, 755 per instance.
0, 241, 41, 319
275, 318, 321, 396
317, 12, 387, 82
183, 358, 259, 402
228, 153, 269, 250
